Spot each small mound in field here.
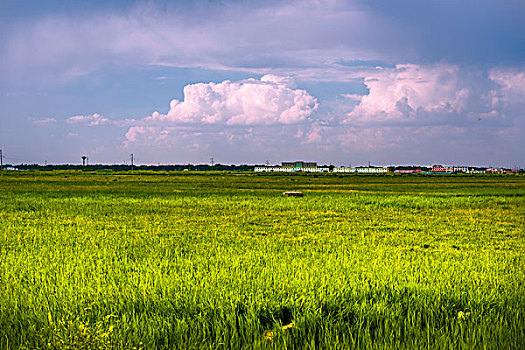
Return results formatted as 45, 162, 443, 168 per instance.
283, 191, 303, 197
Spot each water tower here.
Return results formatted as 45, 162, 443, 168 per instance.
81, 156, 87, 166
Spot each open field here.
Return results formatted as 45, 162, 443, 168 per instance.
0, 171, 524, 349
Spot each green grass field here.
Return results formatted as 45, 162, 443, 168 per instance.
0, 171, 524, 349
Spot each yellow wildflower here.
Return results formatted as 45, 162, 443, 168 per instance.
282, 322, 295, 330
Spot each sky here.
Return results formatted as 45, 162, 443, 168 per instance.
1, 0, 524, 167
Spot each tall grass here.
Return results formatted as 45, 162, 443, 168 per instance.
0, 171, 524, 348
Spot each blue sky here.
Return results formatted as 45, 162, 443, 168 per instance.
1, 0, 524, 166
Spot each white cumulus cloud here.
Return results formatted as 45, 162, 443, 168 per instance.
345, 64, 469, 123
142, 75, 317, 126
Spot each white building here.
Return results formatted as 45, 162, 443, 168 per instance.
254, 166, 295, 172
355, 166, 389, 174
453, 166, 470, 173
254, 166, 329, 173
333, 167, 357, 173
255, 163, 388, 173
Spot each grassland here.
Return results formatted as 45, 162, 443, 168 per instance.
0, 171, 524, 349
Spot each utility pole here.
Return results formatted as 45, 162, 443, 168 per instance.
210, 157, 214, 167
0, 149, 3, 171
130, 153, 134, 171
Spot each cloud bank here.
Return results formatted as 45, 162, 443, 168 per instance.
21, 64, 521, 166
119, 64, 524, 165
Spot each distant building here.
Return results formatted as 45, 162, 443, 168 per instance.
255, 163, 389, 173
394, 169, 422, 173
505, 169, 520, 174
355, 166, 389, 174
486, 167, 503, 174
4, 167, 18, 171
254, 166, 295, 172
453, 166, 470, 173
333, 166, 389, 173
432, 165, 453, 173
254, 161, 329, 173
281, 161, 317, 169
303, 167, 330, 172
333, 167, 356, 173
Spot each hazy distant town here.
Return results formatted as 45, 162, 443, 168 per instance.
2, 160, 523, 174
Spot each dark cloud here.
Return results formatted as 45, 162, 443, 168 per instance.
359, 0, 525, 65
